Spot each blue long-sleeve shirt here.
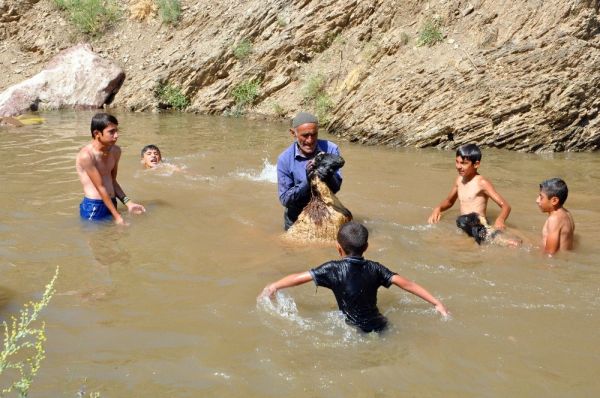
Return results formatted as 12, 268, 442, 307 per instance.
277, 140, 342, 210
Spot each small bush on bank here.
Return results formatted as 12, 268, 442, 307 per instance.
157, 0, 181, 25
53, 0, 121, 37
230, 78, 261, 116
233, 39, 253, 61
417, 18, 444, 47
155, 83, 190, 110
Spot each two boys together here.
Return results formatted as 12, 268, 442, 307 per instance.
427, 143, 574, 255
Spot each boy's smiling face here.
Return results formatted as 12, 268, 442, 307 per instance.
455, 156, 479, 178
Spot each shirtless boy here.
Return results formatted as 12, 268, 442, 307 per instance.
76, 113, 145, 224
536, 178, 575, 255
428, 144, 511, 230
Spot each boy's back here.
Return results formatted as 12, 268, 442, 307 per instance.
310, 256, 395, 332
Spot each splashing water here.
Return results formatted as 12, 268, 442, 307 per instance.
234, 158, 277, 183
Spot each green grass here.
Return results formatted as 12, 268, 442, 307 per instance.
53, 0, 121, 37
157, 0, 181, 25
155, 83, 190, 110
417, 18, 444, 47
233, 39, 253, 61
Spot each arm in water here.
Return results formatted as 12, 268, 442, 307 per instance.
259, 272, 313, 298
391, 274, 449, 317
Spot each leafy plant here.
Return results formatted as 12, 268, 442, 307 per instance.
302, 74, 334, 124
157, 0, 181, 25
1, 267, 59, 397
230, 78, 261, 116
233, 39, 253, 61
53, 0, 121, 36
155, 83, 190, 110
417, 18, 444, 47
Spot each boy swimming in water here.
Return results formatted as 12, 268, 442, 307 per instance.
259, 222, 448, 333
428, 143, 511, 231
536, 178, 575, 255
141, 144, 162, 169
141, 144, 182, 172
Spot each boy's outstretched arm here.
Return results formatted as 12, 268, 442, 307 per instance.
428, 184, 458, 223
259, 272, 313, 298
391, 275, 448, 316
481, 178, 511, 229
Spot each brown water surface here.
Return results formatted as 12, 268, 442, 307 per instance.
1, 111, 599, 397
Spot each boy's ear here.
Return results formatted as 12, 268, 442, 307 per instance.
473, 160, 481, 169
550, 196, 560, 206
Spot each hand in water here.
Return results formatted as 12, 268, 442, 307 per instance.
126, 202, 146, 215
259, 284, 277, 299
435, 302, 449, 318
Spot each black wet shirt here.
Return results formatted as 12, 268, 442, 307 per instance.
310, 256, 396, 333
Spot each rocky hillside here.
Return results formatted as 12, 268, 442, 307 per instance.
1, 0, 599, 151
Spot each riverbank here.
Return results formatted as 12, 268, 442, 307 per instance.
1, 0, 599, 151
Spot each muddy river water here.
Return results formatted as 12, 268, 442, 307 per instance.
1, 111, 599, 396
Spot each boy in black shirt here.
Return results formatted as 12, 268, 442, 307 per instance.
260, 222, 448, 332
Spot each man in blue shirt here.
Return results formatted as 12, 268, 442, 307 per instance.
277, 112, 342, 230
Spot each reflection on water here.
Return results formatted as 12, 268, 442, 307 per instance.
0, 110, 599, 396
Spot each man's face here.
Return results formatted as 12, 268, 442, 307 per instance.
291, 123, 318, 156
455, 156, 478, 178
96, 123, 119, 146
142, 149, 162, 168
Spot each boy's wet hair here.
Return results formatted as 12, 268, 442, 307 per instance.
540, 178, 568, 205
90, 113, 118, 138
141, 144, 161, 158
456, 143, 482, 163
337, 221, 368, 256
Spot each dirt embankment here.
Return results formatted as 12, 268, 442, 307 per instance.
1, 0, 599, 151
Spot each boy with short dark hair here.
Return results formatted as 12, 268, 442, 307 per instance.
141, 144, 162, 169
428, 143, 511, 230
536, 178, 575, 255
260, 222, 448, 333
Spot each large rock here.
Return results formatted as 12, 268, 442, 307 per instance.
0, 44, 124, 117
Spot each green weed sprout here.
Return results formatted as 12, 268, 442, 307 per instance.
157, 0, 181, 25
417, 18, 444, 47
1, 267, 59, 397
230, 78, 261, 115
233, 39, 253, 61
302, 74, 334, 124
155, 83, 191, 111
54, 0, 121, 37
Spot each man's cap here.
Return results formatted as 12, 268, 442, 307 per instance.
291, 112, 319, 128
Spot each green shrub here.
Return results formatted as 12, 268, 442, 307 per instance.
155, 83, 190, 110
417, 18, 444, 47
302, 74, 334, 124
157, 0, 181, 25
230, 78, 261, 115
53, 0, 121, 36
1, 267, 58, 397
233, 39, 253, 61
